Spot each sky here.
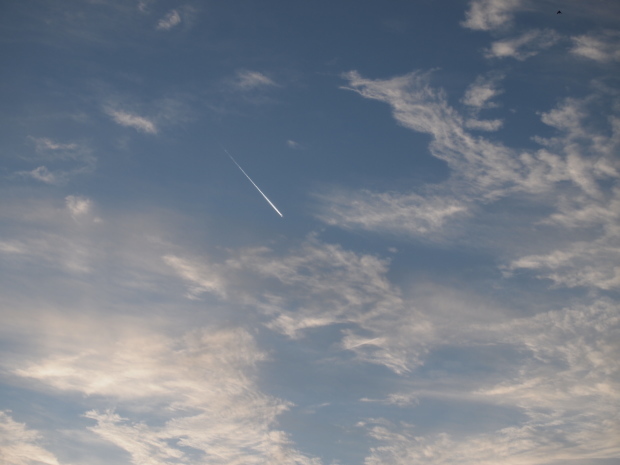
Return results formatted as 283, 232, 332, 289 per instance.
0, 0, 619, 464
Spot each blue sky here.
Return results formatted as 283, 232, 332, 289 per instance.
1, 1, 619, 464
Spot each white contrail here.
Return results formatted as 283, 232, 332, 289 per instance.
222, 147, 284, 217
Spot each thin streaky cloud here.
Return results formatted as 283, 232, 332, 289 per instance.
465, 118, 503, 131
234, 70, 277, 90
106, 109, 158, 134
31, 137, 78, 152
157, 9, 181, 30
571, 30, 620, 63
0, 411, 60, 465
315, 189, 468, 239
461, 0, 524, 31
462, 74, 503, 109
485, 29, 560, 60
65, 195, 93, 218
14, 322, 321, 465
20, 166, 59, 184
163, 254, 227, 298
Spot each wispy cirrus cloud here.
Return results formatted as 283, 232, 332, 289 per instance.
105, 108, 158, 134
462, 74, 504, 109
360, 298, 620, 465
0, 411, 60, 465
20, 165, 59, 184
315, 189, 468, 239
571, 30, 620, 63
65, 195, 93, 219
162, 254, 227, 299
462, 73, 505, 131
461, 0, 524, 31
485, 29, 560, 60
512, 244, 620, 289
1, 187, 617, 464
15, 137, 96, 185
318, 70, 620, 297
287, 139, 303, 149
233, 70, 277, 90
15, 323, 321, 465
156, 9, 181, 30
0, 196, 323, 464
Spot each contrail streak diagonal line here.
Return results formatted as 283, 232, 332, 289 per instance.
222, 146, 284, 217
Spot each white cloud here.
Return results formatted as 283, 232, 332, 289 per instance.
65, 195, 92, 218
15, 325, 321, 465
328, 71, 620, 296
461, 0, 524, 31
22, 166, 59, 184
462, 74, 504, 130
32, 137, 78, 152
339, 70, 524, 197
571, 30, 620, 63
462, 74, 504, 109
361, 299, 620, 465
234, 70, 277, 90
156, 9, 181, 30
509, 237, 620, 290
337, 71, 612, 202
137, 0, 153, 13
163, 254, 227, 299
485, 29, 560, 60
315, 189, 468, 239
106, 109, 157, 134
287, 140, 302, 149
0, 411, 60, 465
16, 138, 96, 185
465, 118, 503, 131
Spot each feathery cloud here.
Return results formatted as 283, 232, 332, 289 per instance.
106, 109, 158, 134
462, 74, 504, 109
360, 299, 620, 464
461, 0, 524, 31
485, 29, 560, 60
0, 412, 60, 465
15, 138, 96, 185
163, 254, 227, 299
65, 195, 92, 218
571, 30, 620, 63
15, 324, 321, 465
315, 189, 468, 239
21, 166, 59, 184
156, 9, 181, 30
234, 70, 277, 90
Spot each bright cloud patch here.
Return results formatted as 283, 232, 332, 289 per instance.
361, 300, 620, 465
462, 74, 503, 109
163, 254, 227, 298
16, 325, 320, 465
571, 30, 620, 63
15, 138, 95, 185
234, 70, 277, 90
316, 189, 468, 238
0, 411, 60, 465
485, 29, 560, 60
461, 0, 524, 31
157, 9, 181, 30
65, 195, 92, 218
106, 109, 157, 134
22, 166, 59, 184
